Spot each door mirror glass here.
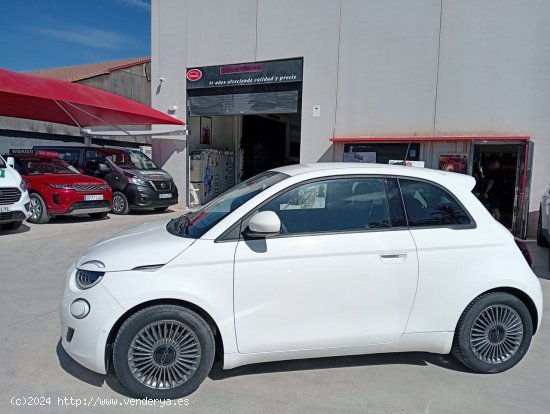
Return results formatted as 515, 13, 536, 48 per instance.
245, 211, 281, 237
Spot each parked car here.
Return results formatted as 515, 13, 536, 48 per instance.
537, 189, 550, 247
0, 154, 30, 230
34, 146, 178, 215
7, 150, 112, 224
60, 163, 543, 399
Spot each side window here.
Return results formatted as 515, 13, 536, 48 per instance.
58, 150, 80, 168
259, 178, 390, 235
399, 179, 471, 227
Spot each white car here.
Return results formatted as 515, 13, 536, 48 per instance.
0, 154, 30, 230
537, 189, 550, 247
60, 163, 543, 399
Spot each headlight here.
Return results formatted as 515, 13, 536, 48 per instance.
50, 184, 73, 190
131, 176, 148, 186
75, 269, 105, 289
19, 179, 27, 192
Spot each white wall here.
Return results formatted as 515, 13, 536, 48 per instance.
153, 0, 550, 224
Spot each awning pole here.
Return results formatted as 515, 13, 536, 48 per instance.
53, 100, 84, 130
63, 102, 132, 136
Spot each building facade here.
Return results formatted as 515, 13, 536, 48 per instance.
152, 0, 550, 236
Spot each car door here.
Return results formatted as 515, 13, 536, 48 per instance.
233, 176, 419, 354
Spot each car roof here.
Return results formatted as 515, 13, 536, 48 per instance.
270, 163, 476, 190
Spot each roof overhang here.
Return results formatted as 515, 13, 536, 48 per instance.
330, 135, 531, 143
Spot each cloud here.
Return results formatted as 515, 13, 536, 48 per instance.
32, 26, 136, 51
117, 0, 151, 11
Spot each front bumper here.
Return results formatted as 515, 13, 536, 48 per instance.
125, 183, 179, 209
0, 191, 30, 223
60, 266, 125, 374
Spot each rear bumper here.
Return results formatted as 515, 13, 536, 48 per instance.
125, 183, 179, 209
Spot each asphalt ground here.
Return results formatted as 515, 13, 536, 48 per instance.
1, 210, 549, 413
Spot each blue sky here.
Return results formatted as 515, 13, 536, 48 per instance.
0, 0, 151, 71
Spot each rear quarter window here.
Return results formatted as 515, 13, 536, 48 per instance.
399, 178, 472, 228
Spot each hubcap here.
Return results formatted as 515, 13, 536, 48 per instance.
470, 305, 523, 364
112, 195, 125, 213
30, 197, 41, 220
128, 320, 201, 390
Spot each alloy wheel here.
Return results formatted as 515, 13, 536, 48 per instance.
469, 304, 524, 364
29, 197, 41, 220
112, 195, 125, 213
127, 320, 201, 390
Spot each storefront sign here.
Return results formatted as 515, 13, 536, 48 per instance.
186, 59, 303, 89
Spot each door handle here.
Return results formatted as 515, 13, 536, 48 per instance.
379, 253, 407, 264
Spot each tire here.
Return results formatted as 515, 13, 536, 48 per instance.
89, 212, 108, 219
113, 305, 215, 399
1, 220, 22, 230
452, 292, 533, 373
111, 191, 130, 215
154, 207, 169, 212
28, 193, 50, 224
537, 208, 549, 247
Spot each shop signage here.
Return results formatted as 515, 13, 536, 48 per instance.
186, 58, 303, 89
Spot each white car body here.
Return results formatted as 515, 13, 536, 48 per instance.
60, 163, 543, 376
0, 155, 30, 227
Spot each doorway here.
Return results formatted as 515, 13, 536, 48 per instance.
241, 115, 300, 180
472, 143, 532, 236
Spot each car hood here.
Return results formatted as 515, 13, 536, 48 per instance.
124, 168, 172, 180
0, 165, 22, 184
25, 174, 107, 186
76, 220, 195, 272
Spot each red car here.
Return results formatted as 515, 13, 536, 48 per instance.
9, 150, 112, 224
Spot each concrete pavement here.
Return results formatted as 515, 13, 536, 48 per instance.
1, 211, 549, 413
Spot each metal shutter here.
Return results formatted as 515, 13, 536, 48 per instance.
188, 90, 299, 116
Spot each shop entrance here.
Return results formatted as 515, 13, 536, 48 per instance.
185, 59, 303, 205
241, 114, 300, 180
472, 143, 532, 236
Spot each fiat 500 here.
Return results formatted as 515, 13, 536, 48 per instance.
60, 163, 543, 398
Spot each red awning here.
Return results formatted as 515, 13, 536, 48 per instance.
0, 68, 183, 127
330, 135, 530, 142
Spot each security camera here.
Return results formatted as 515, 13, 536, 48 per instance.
159, 77, 165, 83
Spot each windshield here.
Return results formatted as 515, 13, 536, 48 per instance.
101, 149, 158, 170
167, 171, 288, 239
17, 157, 80, 175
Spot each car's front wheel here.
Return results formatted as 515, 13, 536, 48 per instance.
28, 193, 49, 224
113, 305, 215, 399
111, 192, 130, 215
452, 292, 532, 373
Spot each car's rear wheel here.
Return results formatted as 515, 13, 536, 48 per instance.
537, 208, 549, 246
113, 305, 215, 399
89, 212, 108, 219
111, 192, 130, 215
0, 220, 22, 230
28, 193, 49, 224
452, 292, 532, 373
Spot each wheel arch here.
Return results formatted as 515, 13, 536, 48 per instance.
459, 287, 539, 335
104, 298, 224, 370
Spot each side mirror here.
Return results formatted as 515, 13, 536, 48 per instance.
244, 211, 281, 238
98, 162, 110, 173
6, 157, 15, 168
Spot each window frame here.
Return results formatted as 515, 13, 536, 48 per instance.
217, 175, 407, 242
397, 177, 476, 230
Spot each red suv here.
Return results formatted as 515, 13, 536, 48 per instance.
8, 150, 112, 224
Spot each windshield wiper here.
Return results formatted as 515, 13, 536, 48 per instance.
167, 213, 191, 237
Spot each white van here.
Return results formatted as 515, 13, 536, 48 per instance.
0, 155, 30, 230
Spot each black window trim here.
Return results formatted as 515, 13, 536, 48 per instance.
216, 174, 405, 242
396, 177, 477, 230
